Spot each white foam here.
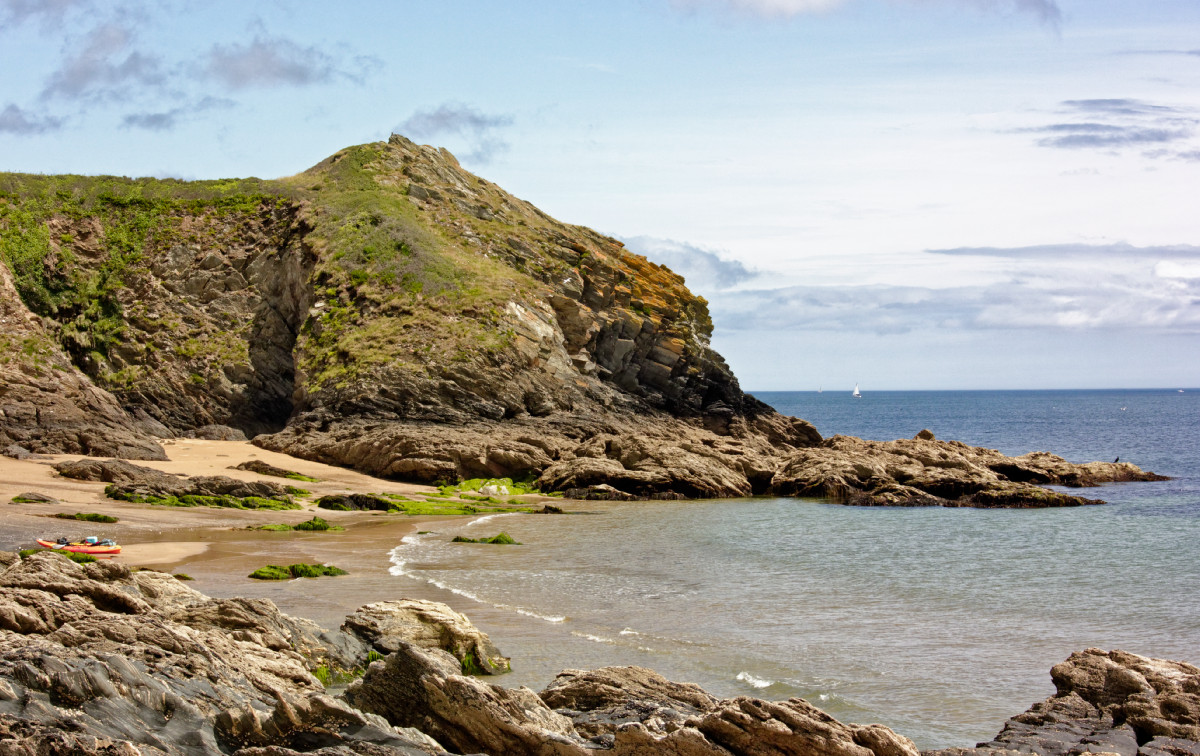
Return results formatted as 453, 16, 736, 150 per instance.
513, 607, 566, 623
619, 628, 641, 636
571, 632, 616, 644
736, 672, 773, 689
469, 512, 519, 526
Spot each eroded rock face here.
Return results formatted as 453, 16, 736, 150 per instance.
0, 265, 166, 460
0, 142, 1167, 506
769, 435, 1167, 508
925, 649, 1200, 756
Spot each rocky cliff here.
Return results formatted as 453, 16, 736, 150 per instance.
0, 138, 1164, 504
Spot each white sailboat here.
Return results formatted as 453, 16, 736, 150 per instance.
852, 383, 861, 398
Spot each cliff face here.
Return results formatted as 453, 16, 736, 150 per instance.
0, 138, 1163, 502
0, 138, 818, 496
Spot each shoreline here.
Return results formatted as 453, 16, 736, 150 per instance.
0, 439, 497, 628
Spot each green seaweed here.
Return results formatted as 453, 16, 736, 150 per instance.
451, 532, 520, 545
107, 487, 300, 510
248, 563, 349, 580
51, 512, 119, 523
19, 548, 97, 564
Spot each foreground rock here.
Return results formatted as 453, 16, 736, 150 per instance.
926, 648, 1200, 756
769, 433, 1168, 508
0, 551, 1194, 756
0, 551, 448, 755
341, 600, 511, 675
346, 647, 921, 756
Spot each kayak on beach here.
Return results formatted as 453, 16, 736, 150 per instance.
35, 537, 121, 555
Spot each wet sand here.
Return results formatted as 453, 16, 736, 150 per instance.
0, 439, 459, 628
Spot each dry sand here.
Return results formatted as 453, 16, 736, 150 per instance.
0, 439, 461, 628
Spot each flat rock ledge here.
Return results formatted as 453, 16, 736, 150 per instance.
256, 419, 1166, 507
0, 552, 1194, 756
769, 434, 1168, 508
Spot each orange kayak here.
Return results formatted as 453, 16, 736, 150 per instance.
36, 539, 122, 555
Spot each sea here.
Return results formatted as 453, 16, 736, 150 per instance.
386, 389, 1200, 750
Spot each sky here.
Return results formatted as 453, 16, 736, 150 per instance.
2, 0, 1198, 390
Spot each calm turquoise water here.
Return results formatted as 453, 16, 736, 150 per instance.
387, 390, 1200, 749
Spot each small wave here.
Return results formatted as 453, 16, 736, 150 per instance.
571, 631, 616, 644
619, 628, 641, 636
469, 512, 519, 526
513, 607, 566, 623
426, 577, 484, 603
736, 672, 774, 689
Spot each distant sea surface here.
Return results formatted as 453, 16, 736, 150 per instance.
387, 390, 1200, 749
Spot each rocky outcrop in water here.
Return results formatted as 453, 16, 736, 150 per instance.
341, 600, 511, 675
769, 433, 1168, 508
926, 649, 1200, 756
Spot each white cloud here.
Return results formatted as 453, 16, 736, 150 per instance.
670, 0, 1060, 22
707, 243, 1200, 335
622, 236, 758, 292
395, 104, 515, 164
40, 23, 163, 101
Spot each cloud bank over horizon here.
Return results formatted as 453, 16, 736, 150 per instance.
693, 243, 1200, 336
669, 0, 1061, 23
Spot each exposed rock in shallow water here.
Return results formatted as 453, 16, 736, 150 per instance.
925, 649, 1200, 756
769, 435, 1168, 508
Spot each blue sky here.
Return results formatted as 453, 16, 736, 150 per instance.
2, 0, 1198, 390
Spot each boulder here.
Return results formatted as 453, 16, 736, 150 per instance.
0, 551, 445, 755
344, 641, 584, 756
341, 600, 510, 675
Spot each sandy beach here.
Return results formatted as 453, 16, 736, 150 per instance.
0, 438, 498, 629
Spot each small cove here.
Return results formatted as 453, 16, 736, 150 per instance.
387, 389, 1199, 749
